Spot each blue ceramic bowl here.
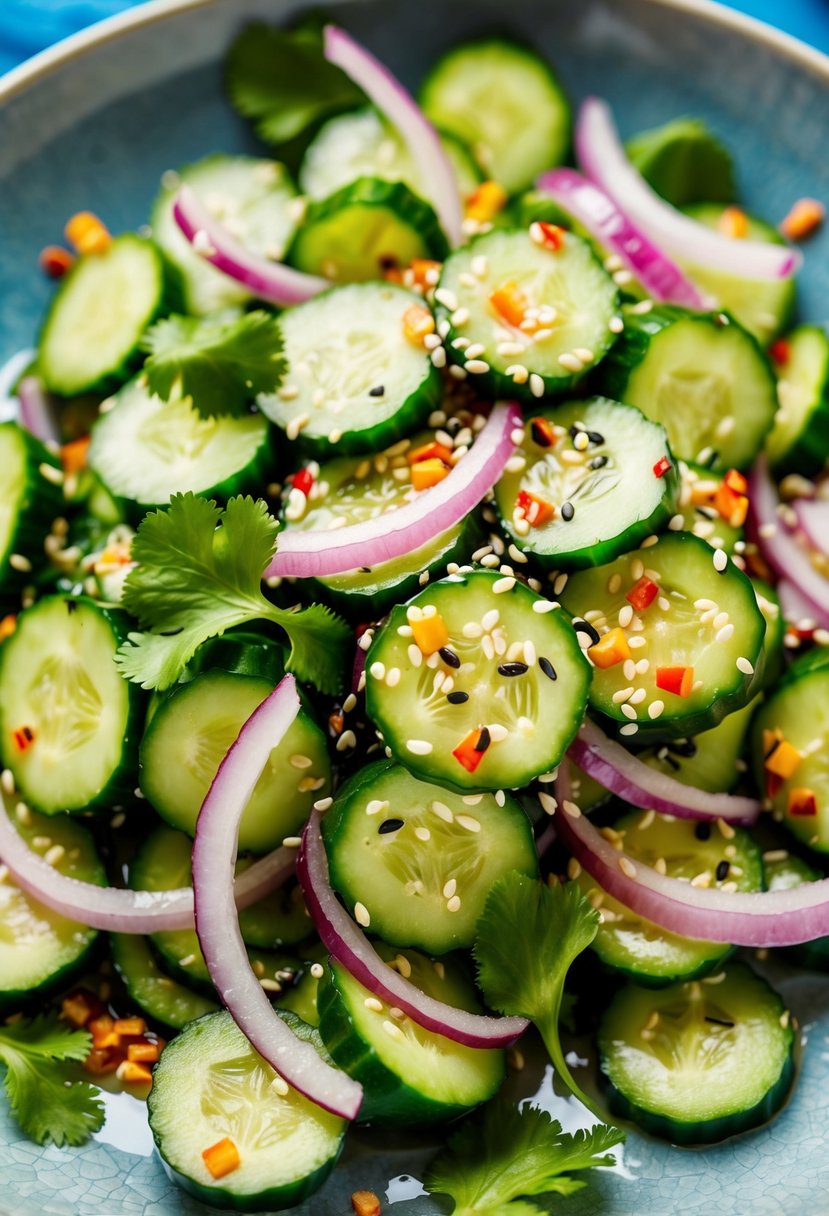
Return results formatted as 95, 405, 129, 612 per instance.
1, 2, 828, 1213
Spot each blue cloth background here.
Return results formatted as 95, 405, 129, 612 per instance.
0, 0, 828, 74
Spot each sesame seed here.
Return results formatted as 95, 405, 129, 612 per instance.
465, 358, 490, 375
44, 844, 65, 866
443, 878, 457, 899
609, 315, 625, 333
382, 1019, 405, 1041
618, 604, 634, 628
629, 688, 647, 705
717, 818, 736, 839
538, 791, 558, 816
314, 796, 333, 812
619, 856, 637, 878
532, 599, 558, 616
336, 729, 357, 752
415, 826, 431, 842
621, 703, 638, 720
369, 661, 385, 680
612, 687, 634, 704
407, 739, 433, 756
554, 572, 569, 595
471, 254, 488, 277
354, 902, 371, 927
529, 373, 545, 398
9, 554, 32, 573
573, 348, 595, 363
430, 346, 447, 369
455, 815, 481, 833
736, 656, 754, 674
763, 849, 789, 863
648, 700, 665, 719
558, 352, 583, 373
623, 659, 636, 682
446, 895, 462, 912
15, 802, 31, 826
493, 576, 516, 593
713, 548, 728, 572
715, 624, 735, 644
567, 857, 582, 880
451, 307, 470, 327
407, 643, 423, 668
366, 799, 388, 817
619, 723, 639, 736
562, 799, 582, 818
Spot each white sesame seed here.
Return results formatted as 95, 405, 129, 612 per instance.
354, 902, 371, 927
612, 687, 635, 704
430, 345, 447, 369
462, 621, 483, 638
538, 791, 557, 816
736, 656, 755, 675
558, 352, 583, 373
0, 770, 14, 796
562, 799, 582, 818
282, 836, 302, 849
369, 661, 385, 680
471, 254, 488, 278
407, 643, 423, 668
434, 287, 458, 311
629, 688, 647, 705
488, 723, 509, 742
342, 694, 357, 713
618, 604, 634, 628
309, 962, 325, 980
621, 702, 638, 720
493, 576, 516, 594
635, 658, 650, 675
455, 815, 481, 833
432, 801, 454, 822
382, 1019, 404, 1041
573, 348, 595, 363
446, 895, 462, 912
619, 856, 637, 878
336, 729, 357, 752
506, 364, 530, 384
716, 624, 735, 644
529, 373, 545, 398
314, 796, 333, 812
451, 307, 470, 327
394, 954, 412, 978
407, 739, 433, 756
44, 844, 65, 866
713, 548, 728, 572
609, 315, 625, 333
465, 358, 490, 375
623, 659, 636, 682
443, 878, 457, 899
619, 723, 639, 736
9, 554, 32, 573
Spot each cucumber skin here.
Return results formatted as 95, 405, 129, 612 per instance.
0, 936, 103, 1016
593, 945, 736, 990
0, 424, 64, 600
769, 325, 829, 480
110, 933, 219, 1032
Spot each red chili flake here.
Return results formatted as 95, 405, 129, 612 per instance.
626, 576, 659, 612
536, 221, 565, 250
452, 727, 489, 773
13, 725, 35, 752
529, 416, 557, 448
652, 456, 672, 478
768, 338, 791, 366
291, 468, 314, 496
788, 788, 818, 817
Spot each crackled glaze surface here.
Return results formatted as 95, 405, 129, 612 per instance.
1, 0, 828, 1212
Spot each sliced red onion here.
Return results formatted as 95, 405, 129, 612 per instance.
748, 456, 829, 627
298, 811, 528, 1048
18, 375, 62, 447
323, 25, 463, 247
555, 765, 829, 948
576, 98, 801, 282
192, 676, 362, 1120
536, 168, 709, 309
794, 497, 829, 560
0, 789, 294, 933
777, 578, 820, 629
0, 347, 36, 406
173, 185, 327, 307
568, 718, 760, 825
267, 402, 521, 578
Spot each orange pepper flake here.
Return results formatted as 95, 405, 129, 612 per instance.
652, 455, 672, 478
113, 1016, 147, 1037
529, 220, 566, 251
529, 416, 557, 448
712, 468, 749, 526
465, 180, 508, 223
410, 612, 449, 656
202, 1138, 241, 1180
65, 211, 112, 256
626, 577, 659, 612
116, 1060, 154, 1086
39, 245, 75, 278
587, 627, 631, 670
452, 727, 490, 773
515, 489, 555, 528
788, 787, 818, 817
717, 206, 749, 239
655, 665, 695, 698
60, 436, 90, 475
411, 459, 450, 491
768, 338, 791, 366
352, 1192, 382, 1216
402, 304, 435, 345
61, 989, 104, 1028
407, 440, 453, 466
779, 197, 825, 242
765, 739, 802, 781
0, 614, 16, 643
12, 725, 35, 752
489, 281, 529, 329
127, 1041, 161, 1064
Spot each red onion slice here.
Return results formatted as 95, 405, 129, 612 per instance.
323, 25, 463, 247
0, 790, 294, 933
297, 811, 528, 1048
17, 376, 62, 447
794, 497, 829, 560
267, 401, 521, 578
777, 578, 820, 629
173, 185, 327, 307
576, 97, 801, 282
568, 718, 760, 825
536, 168, 709, 309
192, 676, 363, 1120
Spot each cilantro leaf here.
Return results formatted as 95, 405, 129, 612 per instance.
116, 493, 350, 695
474, 872, 603, 1118
425, 1099, 623, 1216
141, 311, 286, 419
225, 23, 363, 146
0, 1015, 104, 1147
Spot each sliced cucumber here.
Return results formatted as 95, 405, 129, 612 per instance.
640, 699, 755, 794
111, 932, 219, 1031
0, 596, 141, 813
0, 809, 104, 1009
752, 579, 785, 691
259, 282, 440, 457
38, 235, 168, 397
151, 154, 298, 315
559, 531, 766, 741
766, 325, 829, 479
420, 39, 570, 194
299, 107, 482, 202
598, 305, 777, 470
318, 946, 504, 1124
625, 119, 735, 207
89, 375, 272, 510
365, 569, 591, 792
237, 881, 313, 952
436, 228, 621, 401
597, 964, 795, 1143
0, 423, 63, 595
494, 398, 678, 569
676, 461, 746, 556
286, 177, 448, 281
575, 807, 762, 985
322, 760, 537, 953
148, 1010, 345, 1211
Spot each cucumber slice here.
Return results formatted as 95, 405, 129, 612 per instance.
286, 177, 449, 281
420, 39, 570, 194
597, 964, 795, 1143
318, 946, 505, 1124
38, 235, 168, 396
598, 305, 777, 470
0, 423, 63, 595
111, 932, 219, 1031
764, 851, 829, 970
494, 398, 678, 569
237, 881, 313, 952
766, 325, 829, 479
559, 531, 766, 741
151, 154, 298, 316
300, 108, 482, 202
575, 807, 762, 985
0, 809, 104, 1009
275, 943, 327, 1028
677, 205, 795, 345
625, 120, 735, 207
322, 759, 537, 953
258, 283, 440, 457
751, 666, 829, 854
0, 596, 141, 813
752, 579, 785, 691
676, 461, 746, 556
436, 228, 621, 401
365, 569, 591, 792
148, 1010, 345, 1211
88, 375, 272, 510
640, 698, 755, 795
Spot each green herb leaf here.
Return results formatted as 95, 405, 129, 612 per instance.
116, 493, 350, 694
225, 23, 363, 147
141, 311, 286, 419
425, 1099, 623, 1215
0, 1015, 104, 1147
474, 872, 603, 1117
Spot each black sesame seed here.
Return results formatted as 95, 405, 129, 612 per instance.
359, 566, 372, 573
586, 430, 605, 446
438, 646, 461, 669
561, 501, 575, 522
695, 822, 712, 841
447, 690, 469, 704
568, 425, 583, 442
668, 738, 697, 758
65, 599, 78, 614
368, 385, 385, 397
475, 726, 491, 753
379, 818, 404, 834
446, 417, 463, 436
538, 656, 557, 681
716, 860, 730, 882
588, 455, 608, 470
705, 1015, 735, 1027
497, 662, 529, 676
695, 506, 718, 520
574, 619, 601, 645
159, 626, 184, 637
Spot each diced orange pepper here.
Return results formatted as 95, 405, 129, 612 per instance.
717, 206, 749, 239
626, 577, 659, 612
531, 221, 566, 251
713, 477, 749, 527
39, 245, 75, 278
452, 727, 489, 773
116, 1060, 154, 1085
352, 1192, 382, 1216
409, 258, 442, 290
114, 1016, 147, 1037
127, 1041, 161, 1064
788, 787, 817, 817
65, 211, 112, 256
762, 727, 783, 757
410, 612, 449, 656
84, 1048, 121, 1076
723, 469, 748, 495
407, 440, 453, 466
655, 665, 694, 698
588, 627, 631, 669
515, 489, 555, 528
769, 338, 791, 366
12, 726, 35, 752
765, 739, 802, 781
779, 198, 825, 241
465, 181, 508, 223
60, 436, 90, 475
202, 1138, 241, 1180
402, 304, 435, 345
411, 458, 450, 491
529, 416, 557, 448
61, 990, 104, 1028
0, 615, 16, 643
489, 281, 529, 328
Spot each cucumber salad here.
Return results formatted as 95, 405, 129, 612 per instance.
2, 14, 829, 1215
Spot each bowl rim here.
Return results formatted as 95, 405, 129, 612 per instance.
0, 0, 827, 107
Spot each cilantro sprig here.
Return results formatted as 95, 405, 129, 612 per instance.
0, 1014, 104, 1147
426, 1099, 623, 1216
141, 311, 286, 420
474, 872, 605, 1119
115, 493, 350, 694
